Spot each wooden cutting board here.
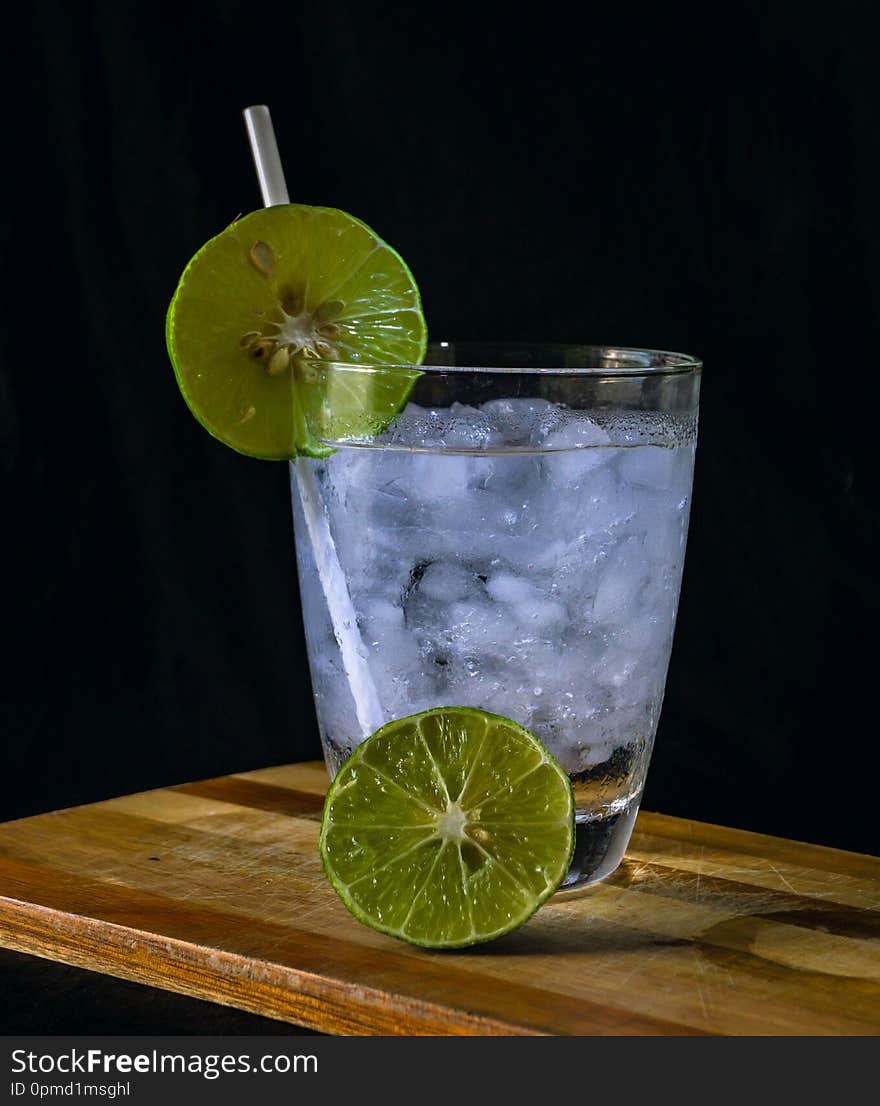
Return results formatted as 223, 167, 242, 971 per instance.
1, 762, 878, 1036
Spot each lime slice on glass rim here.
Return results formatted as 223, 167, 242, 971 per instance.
320, 707, 575, 949
166, 204, 427, 458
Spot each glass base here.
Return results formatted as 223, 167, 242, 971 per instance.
559, 798, 641, 890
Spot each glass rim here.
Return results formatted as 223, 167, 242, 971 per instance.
320, 341, 702, 377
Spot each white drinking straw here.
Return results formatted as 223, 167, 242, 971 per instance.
243, 104, 385, 740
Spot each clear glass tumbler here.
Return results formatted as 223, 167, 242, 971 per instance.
291, 343, 700, 888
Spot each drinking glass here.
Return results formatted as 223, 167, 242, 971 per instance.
291, 342, 700, 888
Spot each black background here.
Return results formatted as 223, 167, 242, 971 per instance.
3, 0, 878, 888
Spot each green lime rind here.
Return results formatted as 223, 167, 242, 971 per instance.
166, 205, 427, 460
319, 706, 575, 950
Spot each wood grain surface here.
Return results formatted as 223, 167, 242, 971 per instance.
1, 762, 878, 1036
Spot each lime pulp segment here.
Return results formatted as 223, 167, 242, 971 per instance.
166, 205, 427, 459
319, 707, 575, 949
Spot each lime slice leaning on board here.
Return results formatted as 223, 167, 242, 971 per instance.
320, 707, 576, 949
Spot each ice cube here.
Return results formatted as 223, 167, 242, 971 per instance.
591, 538, 650, 623
600, 704, 656, 745
533, 410, 612, 450
617, 444, 681, 490
529, 537, 573, 575
635, 494, 689, 569
613, 609, 672, 658
486, 571, 536, 606
358, 596, 404, 636
480, 397, 555, 446
592, 646, 640, 689
591, 565, 635, 623
443, 599, 519, 656
574, 741, 618, 770
441, 403, 503, 450
486, 571, 566, 633
539, 423, 615, 506
418, 562, 484, 602
574, 468, 636, 537
476, 452, 544, 498
403, 452, 471, 502
517, 596, 567, 632
387, 404, 448, 447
